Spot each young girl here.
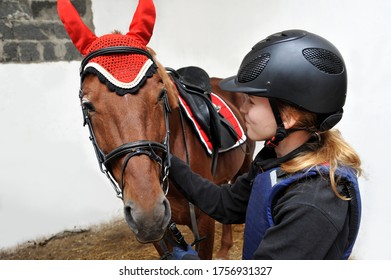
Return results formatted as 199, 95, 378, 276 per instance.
169, 29, 362, 260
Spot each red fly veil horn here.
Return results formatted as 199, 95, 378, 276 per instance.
57, 0, 157, 95
57, 0, 156, 54
127, 0, 156, 46
57, 0, 97, 55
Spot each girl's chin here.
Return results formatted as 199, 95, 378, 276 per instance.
246, 131, 260, 141
246, 129, 269, 142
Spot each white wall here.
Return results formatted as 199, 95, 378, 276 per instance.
1, 0, 390, 259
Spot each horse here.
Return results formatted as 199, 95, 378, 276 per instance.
58, 0, 255, 259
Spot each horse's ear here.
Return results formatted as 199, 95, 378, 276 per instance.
126, 0, 156, 46
57, 0, 97, 55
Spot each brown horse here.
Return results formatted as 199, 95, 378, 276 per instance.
58, 0, 254, 259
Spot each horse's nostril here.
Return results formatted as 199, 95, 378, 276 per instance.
124, 204, 138, 234
162, 198, 171, 230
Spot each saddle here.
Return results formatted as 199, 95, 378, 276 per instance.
168, 66, 241, 173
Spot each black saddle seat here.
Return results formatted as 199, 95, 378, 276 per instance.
176, 66, 212, 94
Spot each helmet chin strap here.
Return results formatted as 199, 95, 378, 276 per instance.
266, 99, 287, 147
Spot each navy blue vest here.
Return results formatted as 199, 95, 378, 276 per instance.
242, 165, 361, 260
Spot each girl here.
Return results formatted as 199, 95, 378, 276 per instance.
169, 30, 362, 260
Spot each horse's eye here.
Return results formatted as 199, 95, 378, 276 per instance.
81, 100, 95, 112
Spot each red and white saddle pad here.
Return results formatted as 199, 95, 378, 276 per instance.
178, 93, 247, 155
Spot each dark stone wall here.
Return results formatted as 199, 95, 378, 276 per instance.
0, 0, 94, 63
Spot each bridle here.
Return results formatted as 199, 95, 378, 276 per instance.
79, 46, 171, 199
79, 46, 202, 256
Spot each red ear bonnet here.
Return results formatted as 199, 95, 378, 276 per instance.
57, 0, 157, 94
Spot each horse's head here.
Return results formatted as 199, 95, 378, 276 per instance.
58, 0, 172, 243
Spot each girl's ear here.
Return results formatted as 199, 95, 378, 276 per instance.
283, 111, 299, 130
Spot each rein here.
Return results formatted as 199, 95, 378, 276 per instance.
79, 46, 171, 199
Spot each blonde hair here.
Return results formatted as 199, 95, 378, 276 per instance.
278, 103, 362, 200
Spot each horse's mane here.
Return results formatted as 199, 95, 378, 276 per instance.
147, 47, 179, 109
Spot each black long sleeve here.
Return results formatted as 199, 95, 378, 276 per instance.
169, 155, 351, 259
169, 155, 253, 224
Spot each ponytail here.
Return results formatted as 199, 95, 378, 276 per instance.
278, 103, 361, 199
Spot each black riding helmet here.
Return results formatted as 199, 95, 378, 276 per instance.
219, 30, 347, 145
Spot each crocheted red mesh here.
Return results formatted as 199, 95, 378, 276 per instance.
86, 34, 150, 83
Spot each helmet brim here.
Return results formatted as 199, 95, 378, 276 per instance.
219, 75, 268, 95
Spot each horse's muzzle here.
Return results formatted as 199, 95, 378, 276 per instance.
123, 197, 171, 243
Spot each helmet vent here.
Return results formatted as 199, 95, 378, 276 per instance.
237, 54, 270, 83
302, 48, 344, 74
